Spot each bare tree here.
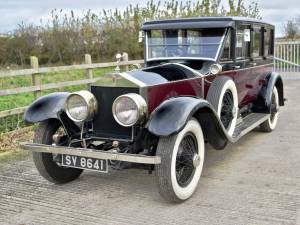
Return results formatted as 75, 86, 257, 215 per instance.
283, 20, 299, 40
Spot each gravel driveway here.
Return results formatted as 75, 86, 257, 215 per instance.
0, 79, 299, 225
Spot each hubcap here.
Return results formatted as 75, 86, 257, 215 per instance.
175, 133, 198, 187
192, 154, 201, 168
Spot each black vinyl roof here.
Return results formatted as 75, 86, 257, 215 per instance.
142, 17, 274, 30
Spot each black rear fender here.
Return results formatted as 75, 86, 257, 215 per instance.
254, 72, 284, 113
147, 97, 228, 150
266, 72, 284, 107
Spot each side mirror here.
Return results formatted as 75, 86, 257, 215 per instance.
209, 64, 223, 75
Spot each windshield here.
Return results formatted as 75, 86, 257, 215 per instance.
146, 28, 225, 61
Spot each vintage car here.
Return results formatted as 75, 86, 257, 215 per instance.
21, 17, 284, 202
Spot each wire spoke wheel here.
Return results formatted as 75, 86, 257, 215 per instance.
175, 132, 198, 187
220, 90, 234, 129
206, 76, 238, 137
155, 118, 205, 202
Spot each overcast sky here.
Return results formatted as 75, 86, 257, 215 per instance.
0, 0, 299, 37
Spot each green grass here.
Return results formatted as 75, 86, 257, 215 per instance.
0, 66, 116, 132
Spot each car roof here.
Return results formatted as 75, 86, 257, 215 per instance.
142, 16, 274, 30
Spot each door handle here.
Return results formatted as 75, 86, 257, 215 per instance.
250, 62, 257, 66
234, 65, 241, 69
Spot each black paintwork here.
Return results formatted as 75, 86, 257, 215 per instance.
125, 63, 203, 86
91, 86, 139, 140
24, 92, 70, 123
254, 72, 284, 113
147, 96, 228, 150
143, 63, 198, 81
265, 72, 284, 107
142, 17, 273, 31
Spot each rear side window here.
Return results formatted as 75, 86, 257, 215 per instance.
264, 28, 274, 56
236, 26, 251, 59
252, 26, 263, 57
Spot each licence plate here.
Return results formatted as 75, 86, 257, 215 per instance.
61, 155, 108, 173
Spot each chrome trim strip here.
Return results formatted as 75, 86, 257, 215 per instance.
20, 143, 161, 164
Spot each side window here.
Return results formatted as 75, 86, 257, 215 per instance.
148, 30, 164, 58
264, 28, 271, 56
266, 29, 274, 56
221, 29, 232, 61
236, 26, 251, 59
252, 26, 263, 58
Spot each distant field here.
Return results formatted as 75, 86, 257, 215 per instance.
0, 67, 115, 132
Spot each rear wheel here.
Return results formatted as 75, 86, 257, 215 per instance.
260, 87, 279, 132
206, 76, 238, 136
155, 118, 205, 203
33, 119, 83, 184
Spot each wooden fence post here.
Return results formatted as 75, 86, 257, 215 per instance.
85, 54, 93, 89
122, 52, 129, 71
30, 56, 41, 99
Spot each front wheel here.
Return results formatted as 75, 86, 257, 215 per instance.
155, 118, 205, 203
33, 119, 83, 184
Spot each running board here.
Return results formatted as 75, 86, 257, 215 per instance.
232, 113, 270, 140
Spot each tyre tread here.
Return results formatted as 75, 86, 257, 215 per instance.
33, 119, 83, 184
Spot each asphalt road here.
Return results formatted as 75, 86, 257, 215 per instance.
0, 79, 299, 225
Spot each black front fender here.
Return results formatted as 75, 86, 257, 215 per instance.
24, 92, 70, 123
147, 97, 229, 150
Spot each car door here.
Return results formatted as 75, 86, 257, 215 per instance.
233, 24, 252, 107
247, 25, 274, 104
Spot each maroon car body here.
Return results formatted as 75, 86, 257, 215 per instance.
22, 17, 284, 202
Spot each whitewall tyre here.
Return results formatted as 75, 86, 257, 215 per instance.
155, 118, 205, 203
206, 76, 238, 136
260, 87, 279, 132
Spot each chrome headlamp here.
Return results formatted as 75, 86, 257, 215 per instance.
65, 90, 97, 122
112, 93, 147, 127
